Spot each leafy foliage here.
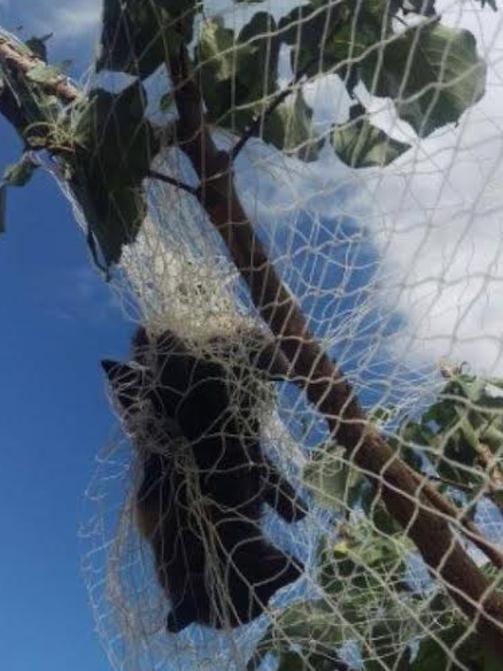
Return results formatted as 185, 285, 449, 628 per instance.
196, 14, 320, 159
96, 0, 486, 167
249, 514, 498, 670
394, 366, 503, 512
278, 1, 385, 81
331, 110, 411, 168
262, 364, 503, 669
0, 0, 492, 260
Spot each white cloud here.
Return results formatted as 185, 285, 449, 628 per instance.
233, 1, 503, 377
49, 2, 101, 39
365, 2, 503, 374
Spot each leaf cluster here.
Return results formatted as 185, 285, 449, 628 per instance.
0, 0, 493, 265
396, 367, 503, 512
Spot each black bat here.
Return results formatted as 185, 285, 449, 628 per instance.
102, 326, 306, 632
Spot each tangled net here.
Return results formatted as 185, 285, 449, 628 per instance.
33, 0, 503, 669
79, 167, 503, 670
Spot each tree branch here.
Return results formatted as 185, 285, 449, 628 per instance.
148, 169, 199, 197
230, 55, 319, 162
0, 33, 80, 105
231, 74, 302, 162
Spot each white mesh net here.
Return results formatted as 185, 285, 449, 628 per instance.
3, 0, 502, 669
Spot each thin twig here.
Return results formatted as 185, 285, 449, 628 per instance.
230, 55, 319, 162
417, 473, 503, 570
424, 472, 480, 493
148, 169, 199, 197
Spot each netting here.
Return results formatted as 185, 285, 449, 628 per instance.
9, 0, 503, 669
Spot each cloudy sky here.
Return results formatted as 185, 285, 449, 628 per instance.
230, 0, 503, 376
1, 1, 503, 671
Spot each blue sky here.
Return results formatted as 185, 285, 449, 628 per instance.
0, 3, 133, 669
0, 118, 132, 670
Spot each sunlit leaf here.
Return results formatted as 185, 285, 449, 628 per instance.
411, 625, 488, 670
361, 23, 486, 137
197, 13, 280, 126
264, 90, 321, 161
331, 117, 411, 167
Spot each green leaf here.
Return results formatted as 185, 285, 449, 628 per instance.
1, 60, 62, 144
70, 82, 158, 187
197, 18, 240, 123
197, 14, 322, 160
251, 619, 328, 671
361, 23, 486, 137
159, 92, 175, 113
318, 521, 410, 598
236, 11, 280, 97
331, 116, 411, 167
277, 651, 305, 671
368, 404, 398, 426
97, 0, 198, 79
411, 626, 487, 670
3, 155, 38, 187
364, 625, 412, 671
0, 185, 6, 233
264, 90, 322, 161
97, 0, 166, 78
73, 180, 147, 267
454, 407, 480, 451
274, 600, 336, 638
198, 13, 280, 122
66, 81, 159, 266
279, 1, 386, 79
